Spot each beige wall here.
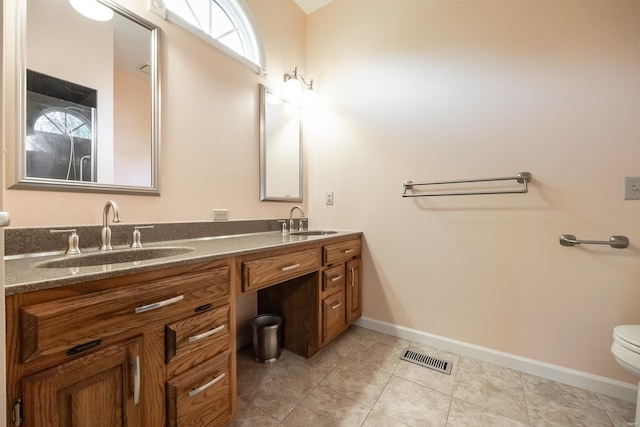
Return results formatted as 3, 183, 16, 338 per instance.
4, 0, 307, 227
305, 0, 640, 383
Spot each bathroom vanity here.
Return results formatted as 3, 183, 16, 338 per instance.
4, 230, 362, 426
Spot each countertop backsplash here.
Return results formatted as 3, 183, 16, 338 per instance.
5, 219, 306, 256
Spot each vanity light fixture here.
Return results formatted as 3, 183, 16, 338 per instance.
69, 0, 114, 21
283, 67, 314, 103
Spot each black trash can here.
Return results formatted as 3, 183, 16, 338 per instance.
252, 314, 283, 363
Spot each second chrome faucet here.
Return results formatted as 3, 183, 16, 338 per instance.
289, 205, 306, 232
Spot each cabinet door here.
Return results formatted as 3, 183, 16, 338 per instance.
346, 258, 362, 323
21, 337, 142, 427
322, 291, 346, 343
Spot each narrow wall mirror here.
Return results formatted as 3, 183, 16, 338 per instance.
259, 84, 302, 202
7, 0, 160, 194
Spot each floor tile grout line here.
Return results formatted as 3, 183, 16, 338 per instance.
520, 371, 533, 426
443, 338, 461, 427
356, 361, 402, 426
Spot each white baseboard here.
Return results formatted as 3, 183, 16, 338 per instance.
354, 316, 638, 403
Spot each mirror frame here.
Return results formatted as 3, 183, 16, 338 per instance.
6, 0, 161, 195
259, 84, 303, 202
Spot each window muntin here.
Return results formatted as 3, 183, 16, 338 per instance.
163, 0, 263, 72
33, 110, 91, 139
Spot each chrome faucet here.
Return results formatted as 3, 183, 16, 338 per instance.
289, 206, 305, 232
100, 200, 122, 251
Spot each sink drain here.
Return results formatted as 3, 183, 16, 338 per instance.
400, 349, 452, 375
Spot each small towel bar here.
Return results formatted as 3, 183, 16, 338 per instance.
559, 234, 629, 249
402, 172, 531, 197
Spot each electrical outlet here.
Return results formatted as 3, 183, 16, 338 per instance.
212, 209, 229, 221
623, 177, 640, 200
326, 191, 334, 205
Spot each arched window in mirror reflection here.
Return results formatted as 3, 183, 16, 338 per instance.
28, 108, 95, 182
162, 0, 263, 72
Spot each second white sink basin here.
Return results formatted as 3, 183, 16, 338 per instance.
36, 246, 195, 268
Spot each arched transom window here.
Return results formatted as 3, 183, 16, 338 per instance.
162, 0, 264, 73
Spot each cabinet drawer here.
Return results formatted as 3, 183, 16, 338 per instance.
322, 291, 346, 343
166, 350, 231, 427
242, 248, 318, 292
166, 304, 230, 364
323, 265, 344, 292
20, 267, 230, 363
323, 239, 361, 265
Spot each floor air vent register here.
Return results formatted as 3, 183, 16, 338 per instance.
399, 349, 453, 375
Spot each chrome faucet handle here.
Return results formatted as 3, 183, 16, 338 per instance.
131, 225, 154, 248
50, 229, 82, 255
298, 218, 308, 231
277, 220, 287, 234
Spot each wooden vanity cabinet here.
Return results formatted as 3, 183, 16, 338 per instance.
248, 236, 363, 358
321, 239, 362, 346
5, 260, 235, 427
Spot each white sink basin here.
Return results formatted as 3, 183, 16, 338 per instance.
36, 246, 195, 268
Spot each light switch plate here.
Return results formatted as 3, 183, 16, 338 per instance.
623, 177, 640, 200
326, 191, 334, 205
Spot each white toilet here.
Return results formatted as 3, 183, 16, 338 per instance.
611, 325, 640, 421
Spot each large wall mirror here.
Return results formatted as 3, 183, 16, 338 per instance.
259, 84, 302, 202
7, 0, 160, 194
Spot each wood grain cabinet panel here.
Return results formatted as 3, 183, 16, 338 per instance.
322, 239, 362, 266
21, 336, 142, 427
322, 291, 346, 343
165, 304, 230, 364
242, 248, 318, 292
20, 267, 229, 363
322, 264, 345, 292
346, 258, 362, 323
166, 350, 232, 427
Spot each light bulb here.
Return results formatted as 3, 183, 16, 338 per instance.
284, 77, 302, 101
70, 0, 114, 21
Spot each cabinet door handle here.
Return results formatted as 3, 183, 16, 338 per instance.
343, 249, 354, 254
132, 355, 141, 405
188, 324, 225, 343
351, 267, 355, 287
331, 275, 343, 282
188, 372, 226, 397
331, 302, 343, 310
281, 263, 301, 272
135, 295, 184, 314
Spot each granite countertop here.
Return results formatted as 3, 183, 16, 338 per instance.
4, 230, 362, 296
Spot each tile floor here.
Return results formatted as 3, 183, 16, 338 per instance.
231, 326, 636, 427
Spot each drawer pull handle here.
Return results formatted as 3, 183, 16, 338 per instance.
281, 263, 301, 272
331, 302, 343, 310
133, 355, 141, 405
344, 249, 355, 254
351, 267, 355, 287
135, 295, 184, 314
66, 339, 102, 356
188, 324, 225, 343
189, 372, 226, 397
331, 275, 343, 282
